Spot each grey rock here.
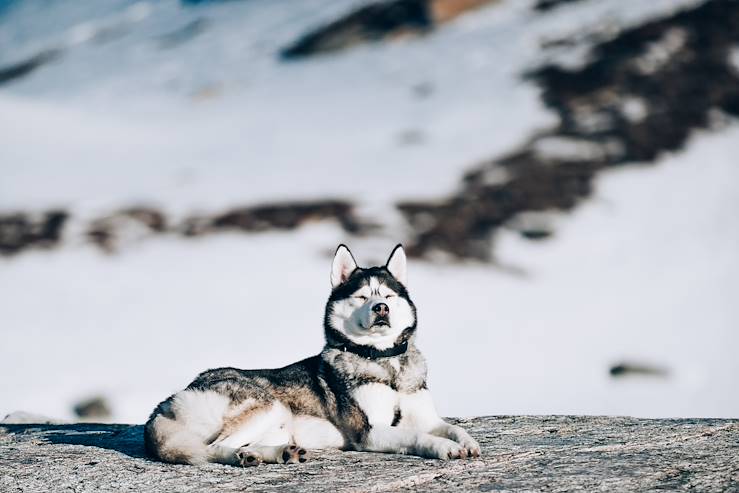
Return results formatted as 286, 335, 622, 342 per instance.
73, 396, 113, 420
1, 411, 66, 425
1, 416, 738, 492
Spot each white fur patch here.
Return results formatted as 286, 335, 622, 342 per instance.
170, 390, 231, 440
331, 246, 357, 288
224, 397, 258, 418
352, 383, 397, 426
369, 277, 381, 292
292, 416, 344, 449
213, 401, 292, 449
363, 425, 419, 455
362, 424, 465, 459
395, 390, 481, 456
398, 390, 443, 432
386, 246, 407, 286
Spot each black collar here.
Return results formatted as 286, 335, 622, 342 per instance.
340, 340, 409, 359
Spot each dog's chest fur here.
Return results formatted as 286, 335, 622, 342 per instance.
323, 346, 427, 392
322, 346, 428, 427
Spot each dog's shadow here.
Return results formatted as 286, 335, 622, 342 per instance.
1, 423, 147, 459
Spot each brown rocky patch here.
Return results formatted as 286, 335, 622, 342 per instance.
181, 200, 373, 238
1, 200, 373, 256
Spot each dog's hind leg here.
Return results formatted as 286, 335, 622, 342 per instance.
209, 400, 309, 466
145, 390, 309, 467
211, 400, 291, 448
145, 390, 234, 465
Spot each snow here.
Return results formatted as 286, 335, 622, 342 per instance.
3, 125, 738, 422
1, 0, 737, 422
473, 127, 739, 418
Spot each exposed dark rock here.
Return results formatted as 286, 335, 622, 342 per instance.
534, 0, 587, 12
187, 200, 373, 236
89, 201, 374, 252
281, 0, 432, 59
0, 210, 68, 255
398, 0, 739, 260
281, 0, 497, 59
1, 200, 375, 257
1, 416, 738, 491
610, 362, 670, 378
73, 396, 113, 420
399, 152, 596, 259
0, 49, 61, 86
87, 207, 167, 253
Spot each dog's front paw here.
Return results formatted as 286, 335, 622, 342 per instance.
457, 436, 481, 458
447, 425, 481, 458
418, 436, 469, 460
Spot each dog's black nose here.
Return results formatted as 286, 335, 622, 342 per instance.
372, 303, 389, 317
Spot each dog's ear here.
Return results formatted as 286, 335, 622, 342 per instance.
386, 244, 407, 286
331, 244, 358, 288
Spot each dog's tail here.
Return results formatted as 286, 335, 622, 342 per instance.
144, 390, 231, 465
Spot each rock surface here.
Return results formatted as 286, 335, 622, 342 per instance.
1, 416, 737, 492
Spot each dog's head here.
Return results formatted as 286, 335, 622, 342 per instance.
324, 244, 417, 350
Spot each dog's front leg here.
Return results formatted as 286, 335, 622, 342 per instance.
400, 390, 481, 457
429, 422, 481, 457
362, 425, 468, 460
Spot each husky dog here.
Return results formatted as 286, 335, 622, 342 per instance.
144, 244, 481, 466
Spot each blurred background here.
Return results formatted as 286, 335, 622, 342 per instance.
1, 0, 738, 424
